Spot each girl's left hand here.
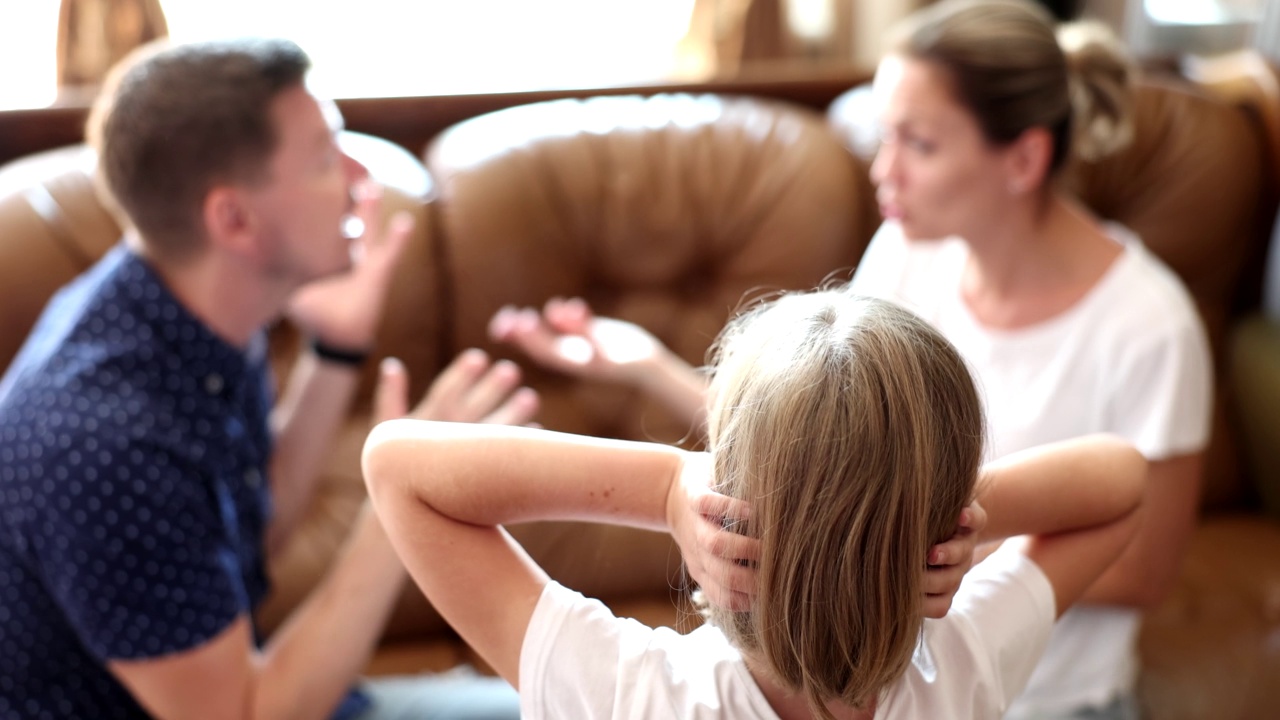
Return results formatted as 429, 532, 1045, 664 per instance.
668, 452, 759, 612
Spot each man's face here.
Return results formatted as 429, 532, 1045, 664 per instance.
246, 85, 367, 286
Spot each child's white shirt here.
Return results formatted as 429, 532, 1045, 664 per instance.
519, 543, 1054, 720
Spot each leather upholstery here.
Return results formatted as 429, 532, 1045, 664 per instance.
426, 94, 868, 446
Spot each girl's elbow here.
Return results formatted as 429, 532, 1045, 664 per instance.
1102, 436, 1148, 510
361, 420, 408, 497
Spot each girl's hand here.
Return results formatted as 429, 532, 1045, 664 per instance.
923, 500, 987, 618
667, 452, 759, 612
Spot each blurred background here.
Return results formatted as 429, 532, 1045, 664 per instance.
0, 0, 1276, 110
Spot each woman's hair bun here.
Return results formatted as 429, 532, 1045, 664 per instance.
1057, 20, 1137, 161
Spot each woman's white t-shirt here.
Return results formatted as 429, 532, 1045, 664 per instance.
848, 222, 1213, 716
519, 544, 1055, 720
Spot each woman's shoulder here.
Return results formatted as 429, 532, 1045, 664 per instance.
1087, 229, 1205, 341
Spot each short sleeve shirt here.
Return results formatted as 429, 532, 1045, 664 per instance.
519, 545, 1055, 720
849, 222, 1212, 463
0, 245, 275, 719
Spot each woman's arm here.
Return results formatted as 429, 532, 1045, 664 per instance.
1074, 452, 1201, 608
489, 298, 708, 426
361, 421, 690, 687
977, 434, 1147, 617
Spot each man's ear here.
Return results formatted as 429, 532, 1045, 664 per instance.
1003, 126, 1054, 196
202, 186, 261, 260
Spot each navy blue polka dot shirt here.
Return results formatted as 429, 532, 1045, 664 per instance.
0, 245, 278, 718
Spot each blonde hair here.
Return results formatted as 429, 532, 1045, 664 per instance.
701, 292, 985, 717
891, 0, 1135, 169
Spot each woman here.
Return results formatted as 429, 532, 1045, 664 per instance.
489, 1, 1211, 717
366, 291, 1147, 719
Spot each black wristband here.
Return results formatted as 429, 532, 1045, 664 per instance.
309, 337, 371, 368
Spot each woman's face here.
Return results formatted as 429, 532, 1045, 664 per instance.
870, 55, 1012, 242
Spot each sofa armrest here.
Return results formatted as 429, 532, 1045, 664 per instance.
1230, 314, 1280, 520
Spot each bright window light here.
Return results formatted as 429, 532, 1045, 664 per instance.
0, 0, 696, 110
163, 0, 698, 98
1145, 0, 1260, 25
0, 0, 60, 110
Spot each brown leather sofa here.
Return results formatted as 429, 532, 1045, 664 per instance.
1, 59, 1278, 719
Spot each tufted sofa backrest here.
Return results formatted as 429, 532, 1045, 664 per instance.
0, 146, 121, 368
424, 93, 869, 447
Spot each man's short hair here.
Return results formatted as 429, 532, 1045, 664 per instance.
88, 39, 311, 256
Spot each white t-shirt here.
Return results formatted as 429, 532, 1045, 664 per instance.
519, 544, 1055, 720
849, 222, 1214, 716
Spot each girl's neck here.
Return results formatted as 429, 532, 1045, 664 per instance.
958, 192, 1122, 330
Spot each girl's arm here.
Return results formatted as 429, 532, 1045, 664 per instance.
976, 434, 1148, 617
361, 421, 693, 688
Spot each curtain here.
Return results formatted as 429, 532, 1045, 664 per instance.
57, 0, 168, 86
678, 0, 755, 76
681, 0, 935, 76
1257, 0, 1280, 65
681, 0, 856, 75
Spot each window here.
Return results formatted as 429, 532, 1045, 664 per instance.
0, 1, 61, 109
1113, 0, 1265, 57
0, 0, 699, 110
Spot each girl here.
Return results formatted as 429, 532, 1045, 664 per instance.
366, 291, 1145, 719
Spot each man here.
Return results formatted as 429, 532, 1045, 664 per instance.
0, 39, 535, 719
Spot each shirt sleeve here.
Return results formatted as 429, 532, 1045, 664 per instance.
948, 542, 1057, 712
1106, 314, 1213, 460
29, 437, 247, 661
520, 581, 650, 720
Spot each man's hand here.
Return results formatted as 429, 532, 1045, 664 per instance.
376, 351, 540, 427
667, 452, 759, 612
288, 182, 413, 350
922, 499, 987, 618
489, 297, 663, 385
